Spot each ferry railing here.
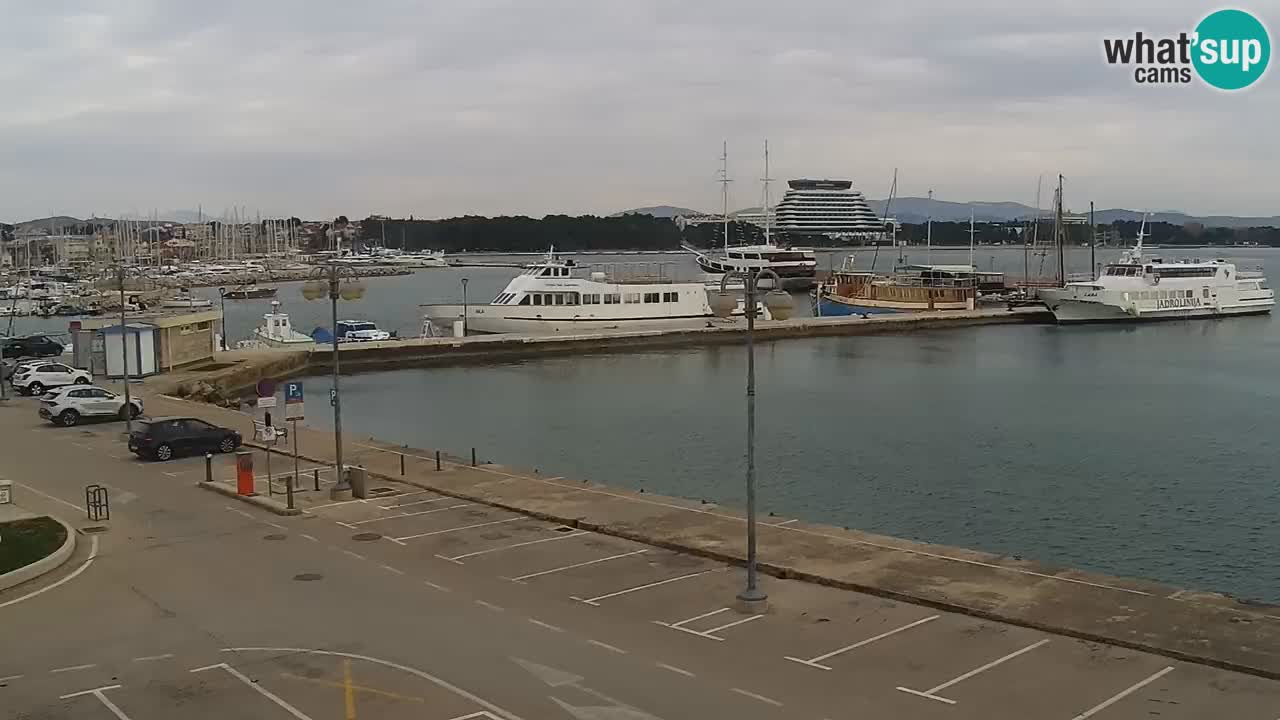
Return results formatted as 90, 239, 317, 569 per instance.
583, 262, 679, 284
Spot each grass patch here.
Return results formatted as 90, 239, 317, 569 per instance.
0, 517, 68, 574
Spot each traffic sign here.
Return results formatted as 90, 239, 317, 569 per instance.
256, 379, 277, 398
285, 381, 305, 420
256, 396, 277, 409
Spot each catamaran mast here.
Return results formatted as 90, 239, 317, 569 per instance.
1089, 201, 1096, 278
968, 207, 976, 270
926, 189, 934, 265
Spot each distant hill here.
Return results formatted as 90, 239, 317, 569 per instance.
610, 205, 703, 219
16, 215, 84, 232
866, 198, 1280, 228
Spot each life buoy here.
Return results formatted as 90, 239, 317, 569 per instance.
1152, 274, 1160, 285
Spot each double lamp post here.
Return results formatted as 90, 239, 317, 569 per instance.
301, 263, 367, 499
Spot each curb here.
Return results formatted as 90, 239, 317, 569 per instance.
198, 481, 302, 516
0, 515, 78, 593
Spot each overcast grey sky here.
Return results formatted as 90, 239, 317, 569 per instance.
1, 0, 1275, 222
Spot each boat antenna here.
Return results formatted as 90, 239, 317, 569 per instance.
719, 141, 732, 252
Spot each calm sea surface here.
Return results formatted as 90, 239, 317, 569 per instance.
11, 247, 1279, 599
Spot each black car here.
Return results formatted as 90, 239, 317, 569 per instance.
128, 416, 242, 461
2, 334, 65, 359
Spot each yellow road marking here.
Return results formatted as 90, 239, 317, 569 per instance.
278, 672, 425, 704
344, 659, 356, 720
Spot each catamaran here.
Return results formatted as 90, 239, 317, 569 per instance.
1039, 218, 1273, 322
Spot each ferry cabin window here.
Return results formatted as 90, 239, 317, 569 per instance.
644, 292, 660, 303
519, 295, 531, 305
604, 293, 619, 304
532, 294, 543, 306
624, 293, 641, 304
663, 292, 677, 302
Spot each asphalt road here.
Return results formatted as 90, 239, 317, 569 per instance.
3, 394, 1280, 720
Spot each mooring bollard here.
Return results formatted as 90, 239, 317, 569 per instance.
471, 447, 476, 467
204, 452, 213, 484
313, 468, 320, 491
435, 450, 441, 471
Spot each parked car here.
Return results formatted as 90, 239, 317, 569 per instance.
2, 358, 46, 381
1, 334, 66, 359
39, 386, 143, 426
128, 417, 242, 461
10, 362, 91, 395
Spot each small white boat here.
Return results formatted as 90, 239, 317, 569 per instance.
160, 291, 213, 309
252, 301, 316, 347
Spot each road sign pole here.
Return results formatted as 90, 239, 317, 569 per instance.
291, 419, 300, 492
265, 440, 273, 496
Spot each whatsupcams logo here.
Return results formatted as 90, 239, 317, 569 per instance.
1103, 9, 1270, 90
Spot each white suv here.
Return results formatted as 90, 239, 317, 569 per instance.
39, 385, 143, 426
11, 362, 92, 395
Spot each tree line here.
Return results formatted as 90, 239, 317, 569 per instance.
340, 214, 1280, 252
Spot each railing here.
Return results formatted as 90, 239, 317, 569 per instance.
583, 262, 678, 284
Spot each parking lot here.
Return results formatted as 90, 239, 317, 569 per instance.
303, 486, 1280, 719
9, 391, 1280, 719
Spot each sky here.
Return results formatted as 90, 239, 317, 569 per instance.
1, 0, 1277, 223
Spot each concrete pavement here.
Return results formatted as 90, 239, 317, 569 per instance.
2, 390, 1280, 719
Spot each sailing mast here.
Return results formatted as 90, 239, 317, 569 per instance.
926, 189, 934, 265
879, 167, 899, 272
968, 207, 977, 270
1089, 201, 1096, 279
761, 140, 773, 246
718, 141, 732, 251
1055, 174, 1065, 286
1027, 175, 1042, 286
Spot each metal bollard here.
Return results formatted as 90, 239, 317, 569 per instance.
285, 470, 295, 510
204, 452, 213, 484
313, 468, 320, 491
400, 453, 405, 476
435, 450, 441, 471
471, 447, 476, 467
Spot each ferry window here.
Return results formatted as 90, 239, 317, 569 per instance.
604, 294, 618, 304
567, 294, 578, 305
1203, 288, 1210, 298
624, 293, 641, 304
663, 292, 677, 302
533, 294, 543, 306
518, 295, 530, 305
553, 294, 564, 305
643, 292, 660, 303
540, 268, 552, 277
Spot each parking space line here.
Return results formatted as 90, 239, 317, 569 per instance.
441, 530, 588, 562
225, 506, 254, 519
785, 615, 940, 670
191, 663, 315, 720
665, 607, 730, 628
132, 654, 174, 663
1070, 666, 1174, 720
380, 564, 406, 576
350, 503, 472, 525
12, 481, 85, 513
59, 685, 132, 720
529, 618, 565, 633
896, 638, 1050, 705
476, 600, 504, 612
300, 534, 319, 542
50, 663, 96, 674
572, 567, 724, 606
378, 495, 452, 510
509, 549, 647, 582
731, 688, 783, 707
770, 519, 799, 527
586, 639, 627, 654
0, 674, 24, 682
702, 613, 764, 636
307, 498, 367, 511
342, 550, 367, 561
266, 522, 287, 530
655, 663, 695, 678
395, 517, 522, 541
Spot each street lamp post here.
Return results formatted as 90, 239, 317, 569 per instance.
709, 266, 793, 610
217, 287, 228, 351
460, 277, 469, 336
302, 264, 367, 499
118, 264, 132, 436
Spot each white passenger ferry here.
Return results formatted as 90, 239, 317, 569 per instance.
422, 252, 766, 335
1039, 222, 1273, 323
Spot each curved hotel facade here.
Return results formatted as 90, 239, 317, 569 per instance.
774, 179, 885, 240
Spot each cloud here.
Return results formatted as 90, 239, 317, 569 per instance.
0, 0, 1275, 221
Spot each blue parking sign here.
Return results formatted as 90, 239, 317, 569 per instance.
285, 382, 304, 403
